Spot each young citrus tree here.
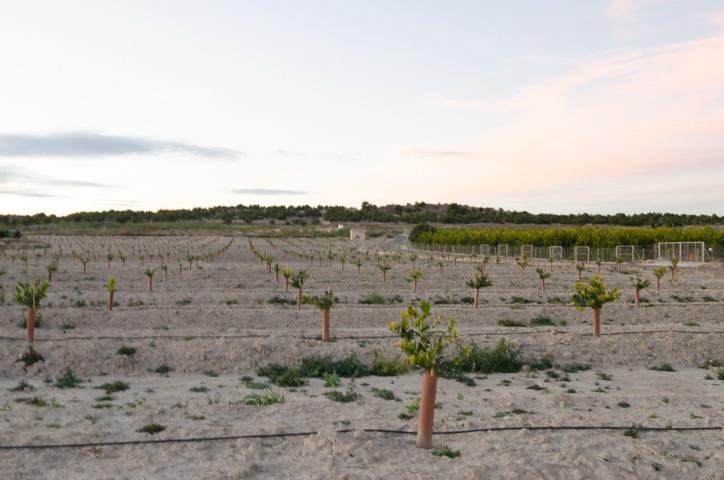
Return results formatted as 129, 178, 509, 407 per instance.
536, 268, 551, 292
409, 253, 419, 270
653, 266, 667, 292
466, 273, 492, 309
46, 263, 58, 283
388, 301, 457, 449
408, 269, 423, 293
106, 252, 114, 270
273, 263, 281, 283
575, 263, 585, 280
353, 258, 364, 275
14, 279, 49, 345
290, 271, 308, 309
78, 256, 90, 274
669, 257, 679, 280
377, 260, 392, 283
632, 277, 650, 308
144, 268, 156, 292
118, 251, 127, 267
104, 276, 117, 311
515, 255, 530, 276
571, 275, 620, 337
282, 267, 293, 293
312, 290, 335, 342
595, 260, 602, 275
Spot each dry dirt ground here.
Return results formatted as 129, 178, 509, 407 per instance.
0, 235, 722, 479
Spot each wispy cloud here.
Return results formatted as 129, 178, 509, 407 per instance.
277, 149, 357, 162
230, 188, 309, 195
0, 189, 60, 198
0, 166, 112, 188
402, 148, 478, 158
0, 132, 240, 159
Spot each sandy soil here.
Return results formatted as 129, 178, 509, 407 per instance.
0, 235, 722, 479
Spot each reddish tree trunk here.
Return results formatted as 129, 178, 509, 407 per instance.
47, 271, 52, 283
473, 289, 479, 309
541, 279, 546, 292
593, 308, 601, 337
297, 288, 302, 309
383, 271, 387, 283
108, 260, 111, 269
147, 277, 153, 292
26, 308, 35, 344
275, 271, 280, 283
83, 264, 87, 274
656, 278, 660, 292
164, 269, 168, 283
635, 289, 640, 308
322, 309, 330, 342
417, 371, 437, 449
108, 291, 114, 311
413, 279, 417, 293
284, 278, 289, 293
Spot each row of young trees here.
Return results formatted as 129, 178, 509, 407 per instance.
410, 225, 723, 248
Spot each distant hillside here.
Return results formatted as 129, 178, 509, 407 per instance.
1, 202, 720, 227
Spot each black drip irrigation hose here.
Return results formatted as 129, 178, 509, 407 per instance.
0, 425, 720, 450
0, 329, 723, 343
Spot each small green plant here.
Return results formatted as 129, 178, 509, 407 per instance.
154, 364, 173, 375
623, 424, 640, 438
407, 269, 423, 293
311, 289, 335, 341
242, 391, 285, 406
116, 345, 136, 357
649, 363, 676, 372
54, 367, 83, 389
432, 446, 461, 459
632, 277, 650, 308
498, 319, 527, 327
323, 372, 341, 387
14, 279, 50, 345
104, 276, 117, 311
290, 271, 309, 309
324, 381, 360, 403
98, 380, 129, 394
137, 423, 165, 435
371, 387, 399, 401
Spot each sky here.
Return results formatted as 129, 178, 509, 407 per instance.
1, 0, 723, 216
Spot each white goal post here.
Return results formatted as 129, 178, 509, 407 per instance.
614, 245, 635, 263
656, 242, 705, 263
549, 246, 563, 260
520, 244, 534, 258
574, 246, 590, 262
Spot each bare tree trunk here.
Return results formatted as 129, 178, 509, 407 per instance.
417, 371, 437, 449
322, 309, 330, 342
593, 308, 601, 337
26, 308, 35, 344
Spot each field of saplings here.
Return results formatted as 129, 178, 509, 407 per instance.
1, 234, 722, 479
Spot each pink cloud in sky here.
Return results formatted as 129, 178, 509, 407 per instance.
409, 32, 724, 207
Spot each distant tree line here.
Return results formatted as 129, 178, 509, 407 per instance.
1, 201, 720, 227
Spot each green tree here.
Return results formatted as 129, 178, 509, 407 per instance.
571, 275, 619, 337
465, 273, 492, 309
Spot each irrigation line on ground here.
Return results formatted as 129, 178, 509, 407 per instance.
0, 425, 720, 450
1, 329, 723, 343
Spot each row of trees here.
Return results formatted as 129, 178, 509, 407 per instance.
3, 202, 721, 227
411, 225, 723, 248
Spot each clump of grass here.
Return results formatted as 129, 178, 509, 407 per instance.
323, 372, 341, 387
358, 293, 403, 305
371, 387, 399, 401
440, 339, 524, 377
116, 345, 136, 357
498, 319, 526, 327
137, 423, 165, 435
324, 381, 360, 403
268, 295, 296, 306
242, 391, 284, 406
432, 446, 461, 459
98, 380, 129, 394
698, 359, 723, 369
561, 363, 591, 373
530, 315, 556, 326
370, 355, 408, 376
494, 408, 531, 418
649, 364, 676, 372
54, 367, 83, 389
190, 386, 209, 393
717, 369, 724, 380
298, 355, 368, 378
596, 371, 613, 381
17, 348, 45, 366
154, 364, 173, 375
256, 365, 307, 387
175, 297, 193, 305
618, 401, 631, 408
204, 370, 218, 377
623, 425, 640, 438
240, 376, 270, 389
10, 379, 34, 392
